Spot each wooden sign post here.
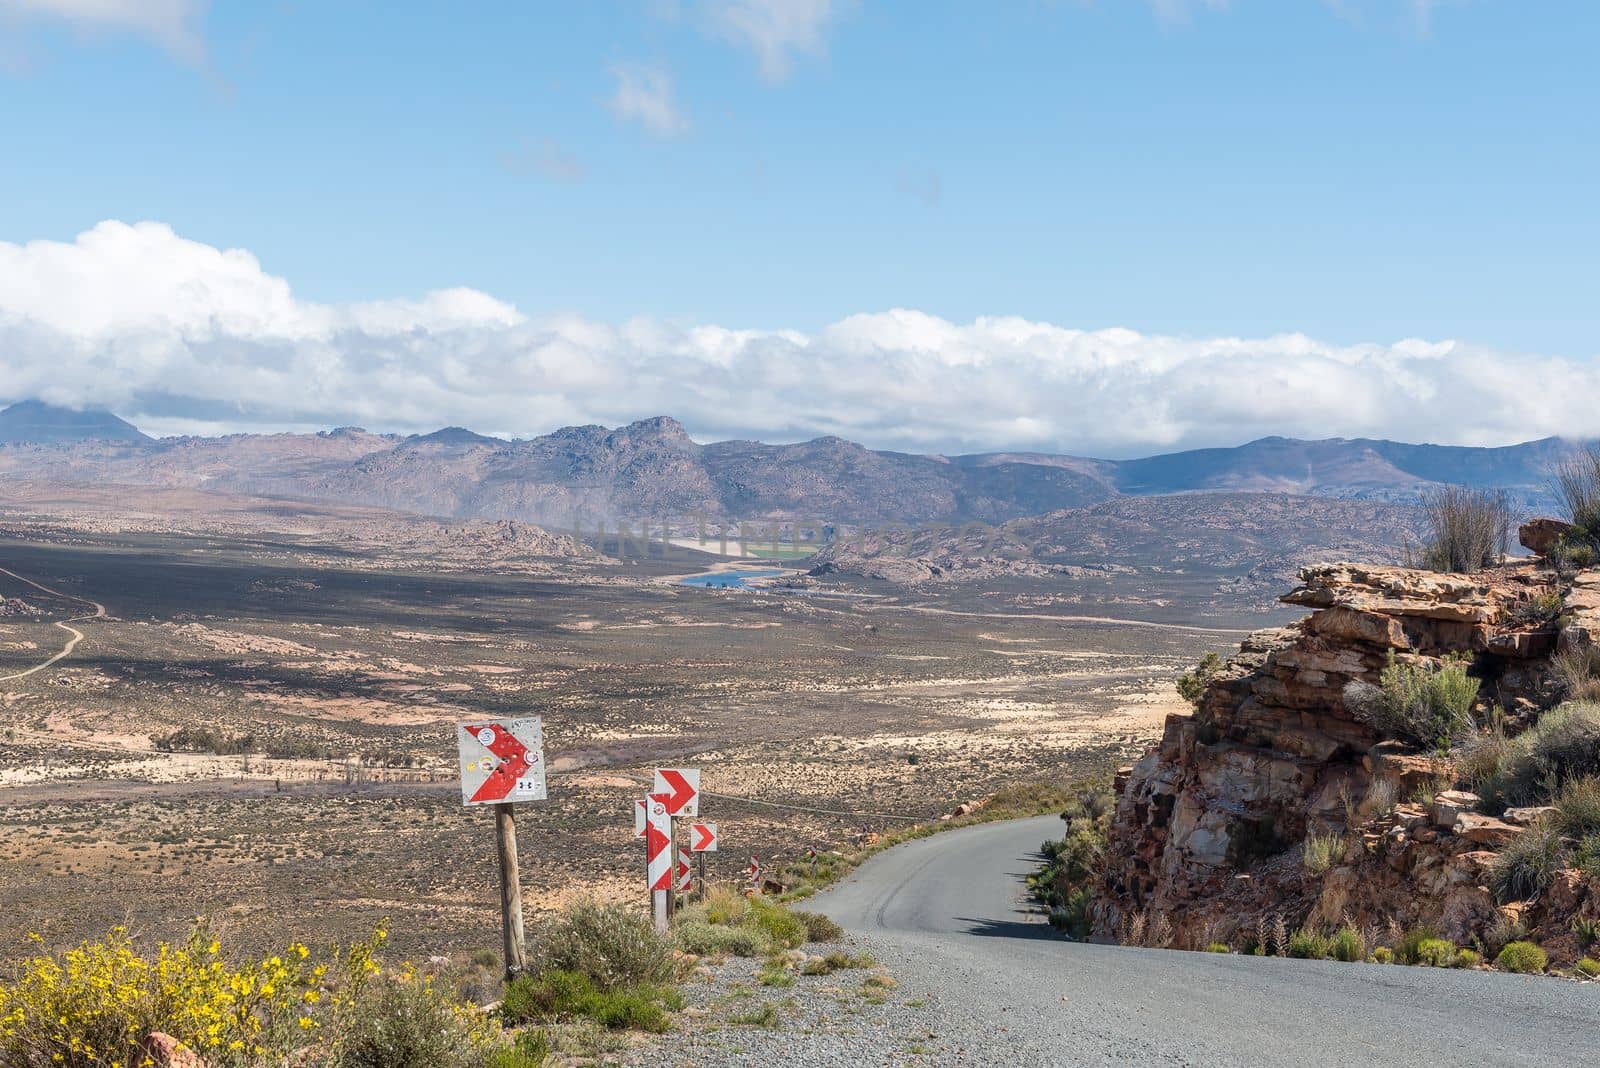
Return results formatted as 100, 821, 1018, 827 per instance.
457, 718, 547, 980
494, 803, 526, 978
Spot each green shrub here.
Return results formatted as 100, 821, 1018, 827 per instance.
729, 1003, 781, 1028
1492, 819, 1566, 903
482, 1030, 551, 1068
1414, 486, 1510, 574
1371, 946, 1394, 964
794, 910, 844, 943
1453, 948, 1482, 969
1177, 652, 1223, 707
674, 920, 767, 958
1554, 776, 1600, 838
537, 902, 676, 988
701, 886, 751, 926
1351, 654, 1481, 750
329, 974, 487, 1068
1575, 835, 1600, 880
1494, 941, 1548, 974
1395, 929, 1439, 965
1550, 537, 1600, 575
1554, 446, 1600, 547
1552, 647, 1600, 703
744, 901, 806, 950
501, 969, 597, 1024
1329, 927, 1366, 963
1287, 929, 1330, 960
1415, 938, 1457, 967
576, 988, 677, 1033
1483, 702, 1600, 808
1302, 834, 1342, 875
756, 962, 794, 988
1576, 958, 1600, 979
1205, 942, 1230, 954
1572, 916, 1600, 953
499, 970, 679, 1033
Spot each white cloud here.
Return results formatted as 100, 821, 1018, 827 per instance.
607, 64, 689, 137
2, 220, 1598, 455
701, 0, 838, 82
0, 0, 207, 63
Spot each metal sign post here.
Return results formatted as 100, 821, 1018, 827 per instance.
688, 822, 718, 900
456, 718, 546, 980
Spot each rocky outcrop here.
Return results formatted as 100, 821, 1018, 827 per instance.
1092, 560, 1597, 958
1519, 517, 1575, 555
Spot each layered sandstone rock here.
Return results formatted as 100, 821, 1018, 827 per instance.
1092, 559, 1598, 958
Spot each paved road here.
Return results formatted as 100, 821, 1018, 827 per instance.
810, 815, 1599, 1066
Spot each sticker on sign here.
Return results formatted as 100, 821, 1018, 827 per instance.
652, 768, 699, 817
457, 718, 546, 806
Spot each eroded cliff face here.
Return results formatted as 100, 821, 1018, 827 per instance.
1093, 559, 1600, 959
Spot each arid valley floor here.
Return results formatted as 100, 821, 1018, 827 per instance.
0, 493, 1291, 964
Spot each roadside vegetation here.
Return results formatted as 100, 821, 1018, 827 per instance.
0, 888, 883, 1068
1409, 486, 1510, 574
1025, 783, 1114, 939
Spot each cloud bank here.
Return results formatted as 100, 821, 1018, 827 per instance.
1, 220, 1596, 455
0, 0, 208, 63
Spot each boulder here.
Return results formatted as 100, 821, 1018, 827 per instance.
1502, 805, 1556, 826
1452, 812, 1520, 847
1431, 790, 1481, 829
1519, 518, 1575, 556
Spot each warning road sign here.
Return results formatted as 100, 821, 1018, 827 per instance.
676, 847, 692, 892
634, 798, 648, 838
457, 718, 546, 807
646, 795, 673, 891
690, 822, 718, 852
652, 768, 700, 817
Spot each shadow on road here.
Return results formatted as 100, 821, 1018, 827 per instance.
954, 915, 1059, 941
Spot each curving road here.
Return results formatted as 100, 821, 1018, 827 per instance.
810, 815, 1599, 1066
0, 566, 106, 682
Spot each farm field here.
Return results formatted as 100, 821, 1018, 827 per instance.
0, 510, 1283, 963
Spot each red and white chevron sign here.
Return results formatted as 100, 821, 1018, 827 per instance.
634, 798, 648, 838
645, 795, 673, 891
689, 821, 718, 853
652, 768, 699, 817
676, 847, 692, 892
456, 718, 546, 807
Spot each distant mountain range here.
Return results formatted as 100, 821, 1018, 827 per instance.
0, 401, 1585, 526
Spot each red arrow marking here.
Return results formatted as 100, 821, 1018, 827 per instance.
693, 824, 715, 851
465, 724, 533, 803
657, 769, 696, 814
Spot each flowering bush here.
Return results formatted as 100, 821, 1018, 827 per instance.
0, 921, 497, 1068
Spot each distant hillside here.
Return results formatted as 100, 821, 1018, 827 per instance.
1107, 435, 1578, 509
0, 401, 1586, 525
0, 401, 150, 445
807, 492, 1424, 596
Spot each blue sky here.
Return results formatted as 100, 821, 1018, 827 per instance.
0, 1, 1597, 453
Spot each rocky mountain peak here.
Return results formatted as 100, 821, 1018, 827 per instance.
0, 400, 151, 445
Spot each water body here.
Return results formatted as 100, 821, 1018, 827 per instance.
678, 568, 788, 590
